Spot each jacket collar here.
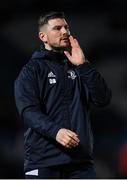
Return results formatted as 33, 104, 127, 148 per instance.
31, 43, 68, 64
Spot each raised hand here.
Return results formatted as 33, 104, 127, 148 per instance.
64, 35, 85, 66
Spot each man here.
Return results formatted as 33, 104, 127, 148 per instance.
14, 11, 111, 178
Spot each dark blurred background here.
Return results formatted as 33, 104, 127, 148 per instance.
0, 0, 127, 178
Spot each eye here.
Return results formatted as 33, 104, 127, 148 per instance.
53, 26, 61, 31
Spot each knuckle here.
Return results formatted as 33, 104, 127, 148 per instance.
62, 142, 66, 146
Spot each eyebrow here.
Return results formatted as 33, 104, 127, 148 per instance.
52, 24, 69, 29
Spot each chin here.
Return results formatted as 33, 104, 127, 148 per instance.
62, 42, 70, 46
61, 43, 70, 49
52, 43, 70, 51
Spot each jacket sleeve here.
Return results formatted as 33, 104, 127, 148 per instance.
14, 62, 61, 139
76, 61, 112, 106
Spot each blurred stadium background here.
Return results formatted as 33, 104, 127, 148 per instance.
0, 0, 127, 178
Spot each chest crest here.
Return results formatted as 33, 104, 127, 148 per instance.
67, 70, 77, 80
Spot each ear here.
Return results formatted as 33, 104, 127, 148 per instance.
39, 32, 48, 43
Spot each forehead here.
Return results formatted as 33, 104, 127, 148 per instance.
47, 18, 68, 27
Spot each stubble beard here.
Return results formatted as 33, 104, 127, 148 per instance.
51, 42, 71, 52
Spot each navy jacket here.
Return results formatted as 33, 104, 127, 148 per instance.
14, 45, 111, 172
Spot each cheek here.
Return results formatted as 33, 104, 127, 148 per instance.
48, 34, 61, 43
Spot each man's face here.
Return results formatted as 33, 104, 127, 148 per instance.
41, 18, 70, 50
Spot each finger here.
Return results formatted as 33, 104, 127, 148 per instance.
73, 38, 80, 48
69, 140, 79, 147
70, 134, 80, 143
66, 134, 80, 145
61, 139, 74, 148
62, 135, 79, 147
69, 36, 79, 48
61, 140, 69, 147
69, 36, 75, 47
64, 142, 75, 149
67, 130, 79, 140
70, 137, 80, 145
67, 140, 79, 148
67, 129, 78, 136
64, 51, 72, 60
65, 135, 79, 146
65, 144, 72, 149
61, 138, 79, 149
67, 130, 80, 142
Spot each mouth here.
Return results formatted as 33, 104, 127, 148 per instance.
61, 37, 69, 41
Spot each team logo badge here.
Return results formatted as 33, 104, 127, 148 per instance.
67, 70, 77, 80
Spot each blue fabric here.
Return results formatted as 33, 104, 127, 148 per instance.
25, 161, 97, 179
14, 45, 111, 172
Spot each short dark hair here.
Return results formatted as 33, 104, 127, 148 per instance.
38, 11, 65, 31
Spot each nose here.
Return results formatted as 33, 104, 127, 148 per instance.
61, 27, 69, 35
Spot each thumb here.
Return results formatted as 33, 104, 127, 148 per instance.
64, 51, 72, 61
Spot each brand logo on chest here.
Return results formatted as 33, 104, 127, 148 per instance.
48, 71, 56, 84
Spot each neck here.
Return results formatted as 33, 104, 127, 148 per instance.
44, 43, 52, 51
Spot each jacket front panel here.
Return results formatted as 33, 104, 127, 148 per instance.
14, 47, 111, 172
24, 58, 91, 171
